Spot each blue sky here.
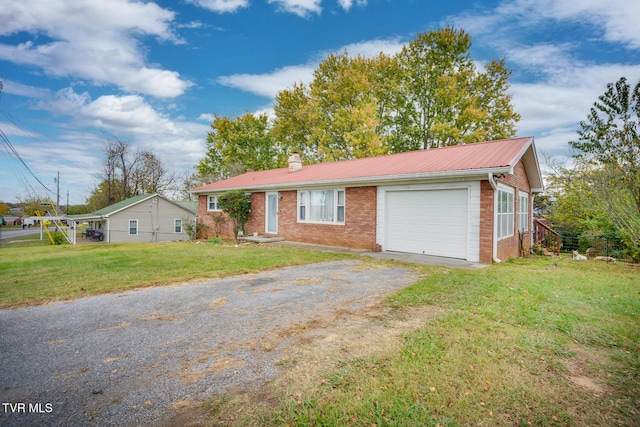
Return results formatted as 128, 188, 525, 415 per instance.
1, 0, 639, 205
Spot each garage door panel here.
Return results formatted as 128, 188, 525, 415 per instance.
386, 189, 468, 259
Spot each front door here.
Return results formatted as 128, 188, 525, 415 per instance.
266, 192, 278, 234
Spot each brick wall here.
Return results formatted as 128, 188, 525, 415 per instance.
273, 186, 377, 249
197, 194, 234, 238
199, 187, 377, 249
479, 160, 533, 263
479, 180, 495, 264
198, 161, 535, 263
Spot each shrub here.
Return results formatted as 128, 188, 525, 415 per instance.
218, 190, 251, 236
51, 232, 67, 245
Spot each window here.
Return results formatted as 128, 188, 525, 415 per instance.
298, 189, 345, 224
129, 219, 138, 236
518, 194, 529, 232
208, 195, 221, 211
298, 191, 306, 220
497, 188, 514, 239
174, 219, 182, 233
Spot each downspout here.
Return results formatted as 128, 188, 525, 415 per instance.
487, 173, 501, 263
530, 193, 535, 255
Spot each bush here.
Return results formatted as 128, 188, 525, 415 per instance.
51, 232, 67, 245
218, 190, 251, 236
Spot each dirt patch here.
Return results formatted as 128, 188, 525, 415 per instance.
564, 343, 610, 396
181, 301, 443, 426
163, 400, 211, 427
209, 297, 228, 310
139, 311, 184, 322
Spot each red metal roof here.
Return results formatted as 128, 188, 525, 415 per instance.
193, 137, 538, 192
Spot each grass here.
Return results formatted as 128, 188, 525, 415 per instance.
209, 256, 639, 426
1, 241, 638, 425
0, 240, 349, 308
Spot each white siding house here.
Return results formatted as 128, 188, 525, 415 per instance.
71, 194, 197, 243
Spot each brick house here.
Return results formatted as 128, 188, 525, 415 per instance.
192, 137, 543, 264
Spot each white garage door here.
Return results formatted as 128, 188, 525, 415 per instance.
385, 189, 468, 259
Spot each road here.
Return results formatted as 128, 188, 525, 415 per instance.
0, 227, 46, 240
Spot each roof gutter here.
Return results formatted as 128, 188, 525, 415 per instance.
191, 166, 514, 194
487, 172, 501, 264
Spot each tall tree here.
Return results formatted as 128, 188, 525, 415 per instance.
0, 201, 10, 217
198, 113, 284, 178
551, 77, 640, 259
395, 27, 519, 149
570, 77, 640, 213
90, 138, 174, 209
271, 27, 520, 160
130, 151, 174, 196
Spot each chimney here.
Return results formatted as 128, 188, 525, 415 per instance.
288, 152, 302, 172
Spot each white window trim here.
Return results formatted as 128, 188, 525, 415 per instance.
496, 186, 514, 240
297, 188, 345, 225
129, 219, 138, 236
174, 218, 183, 234
518, 193, 529, 232
207, 195, 221, 212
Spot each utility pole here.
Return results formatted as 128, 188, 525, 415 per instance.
56, 171, 60, 211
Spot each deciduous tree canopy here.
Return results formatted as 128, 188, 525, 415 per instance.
550, 77, 640, 259
198, 27, 521, 175
198, 113, 284, 178
87, 138, 174, 211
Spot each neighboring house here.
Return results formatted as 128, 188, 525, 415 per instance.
70, 194, 197, 243
192, 137, 544, 264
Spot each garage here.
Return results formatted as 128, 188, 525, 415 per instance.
385, 188, 469, 259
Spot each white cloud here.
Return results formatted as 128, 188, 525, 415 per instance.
218, 64, 317, 98
338, 0, 367, 11
330, 38, 404, 57
445, 0, 640, 160
268, 0, 322, 17
217, 38, 404, 98
189, 0, 249, 13
0, 0, 191, 98
514, 0, 640, 48
25, 87, 208, 196
0, 79, 51, 99
0, 122, 39, 138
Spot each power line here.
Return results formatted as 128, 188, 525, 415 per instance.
0, 79, 55, 198
0, 127, 54, 195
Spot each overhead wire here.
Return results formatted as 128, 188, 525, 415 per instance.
0, 80, 55, 198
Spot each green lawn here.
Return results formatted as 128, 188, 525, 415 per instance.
1, 242, 638, 426
0, 240, 348, 307
211, 257, 640, 427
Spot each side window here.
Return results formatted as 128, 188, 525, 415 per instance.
129, 219, 138, 235
497, 188, 514, 239
174, 219, 182, 233
298, 191, 307, 221
518, 194, 528, 232
337, 190, 345, 223
208, 196, 220, 211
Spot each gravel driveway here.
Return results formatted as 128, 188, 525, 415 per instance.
0, 260, 417, 426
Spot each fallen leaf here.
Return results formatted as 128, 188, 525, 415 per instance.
145, 400, 152, 405
429, 387, 436, 392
